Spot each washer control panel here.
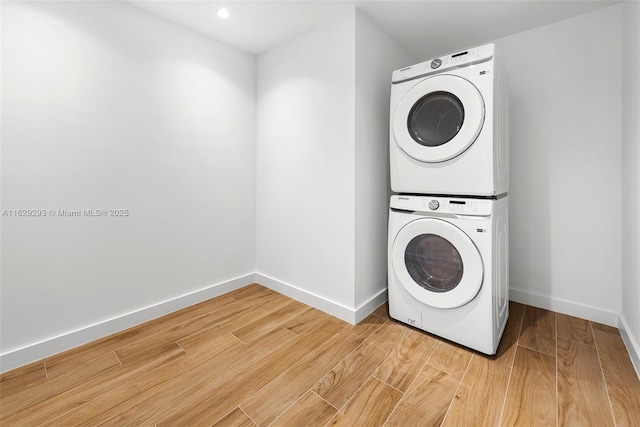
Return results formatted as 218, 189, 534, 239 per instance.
390, 195, 493, 217
448, 200, 474, 213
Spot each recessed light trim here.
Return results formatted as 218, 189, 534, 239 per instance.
216, 8, 229, 19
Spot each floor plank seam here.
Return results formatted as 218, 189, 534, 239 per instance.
513, 304, 526, 356
36, 392, 95, 427
516, 342, 555, 358
311, 342, 369, 410
497, 304, 525, 427
335, 373, 377, 412
231, 331, 251, 345
440, 351, 473, 426
312, 389, 340, 411
496, 364, 515, 427
560, 335, 596, 347
239, 406, 260, 427
264, 389, 327, 427
375, 334, 440, 423
139, 379, 194, 426
555, 314, 559, 427
233, 324, 342, 425
312, 323, 387, 406
380, 379, 408, 426
113, 350, 123, 366
371, 374, 406, 396
592, 324, 619, 427
227, 331, 246, 347
371, 311, 388, 321
593, 325, 622, 337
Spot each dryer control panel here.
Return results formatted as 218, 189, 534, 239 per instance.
391, 195, 494, 217
392, 43, 494, 84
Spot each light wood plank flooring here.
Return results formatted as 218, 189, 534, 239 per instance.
1, 284, 639, 426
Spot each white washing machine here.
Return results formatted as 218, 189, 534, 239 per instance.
388, 194, 508, 355
390, 43, 509, 197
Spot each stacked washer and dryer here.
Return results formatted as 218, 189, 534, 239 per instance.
387, 43, 509, 355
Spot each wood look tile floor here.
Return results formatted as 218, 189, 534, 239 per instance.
2, 284, 639, 426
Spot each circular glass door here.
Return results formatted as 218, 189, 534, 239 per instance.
407, 92, 464, 147
405, 234, 464, 293
392, 218, 483, 309
393, 74, 485, 163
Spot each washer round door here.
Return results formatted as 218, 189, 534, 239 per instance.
392, 218, 483, 309
393, 74, 485, 163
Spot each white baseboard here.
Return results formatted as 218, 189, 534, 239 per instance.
355, 288, 389, 324
0, 274, 255, 374
509, 287, 619, 326
255, 273, 387, 325
619, 314, 640, 379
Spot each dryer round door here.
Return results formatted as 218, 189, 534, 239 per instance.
392, 217, 483, 309
393, 74, 485, 163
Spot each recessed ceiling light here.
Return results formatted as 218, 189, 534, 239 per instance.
216, 8, 229, 19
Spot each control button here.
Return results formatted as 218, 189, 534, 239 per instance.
430, 58, 442, 69
428, 200, 440, 210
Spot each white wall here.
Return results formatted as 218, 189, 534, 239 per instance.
496, 5, 622, 325
256, 9, 357, 316
354, 12, 414, 310
621, 0, 640, 372
256, 9, 414, 322
1, 1, 256, 371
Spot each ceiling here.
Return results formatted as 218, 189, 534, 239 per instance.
131, 0, 619, 60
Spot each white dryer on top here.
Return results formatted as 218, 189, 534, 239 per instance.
390, 43, 509, 197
